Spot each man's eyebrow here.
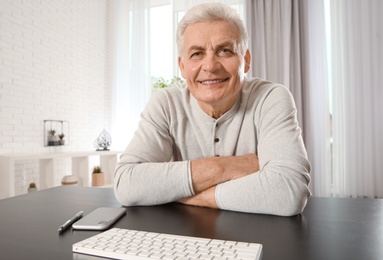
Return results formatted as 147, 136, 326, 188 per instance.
186, 41, 237, 55
217, 41, 235, 48
215, 41, 235, 50
187, 45, 205, 54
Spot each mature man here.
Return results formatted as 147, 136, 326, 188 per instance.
114, 3, 311, 216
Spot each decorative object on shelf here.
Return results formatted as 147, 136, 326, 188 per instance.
91, 166, 104, 186
48, 129, 59, 146
61, 175, 78, 186
94, 129, 112, 151
48, 129, 56, 139
28, 182, 37, 193
152, 76, 184, 89
58, 133, 65, 145
44, 120, 69, 146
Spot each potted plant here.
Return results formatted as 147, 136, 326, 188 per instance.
28, 182, 37, 193
91, 166, 104, 186
152, 76, 184, 89
48, 129, 56, 145
58, 133, 65, 145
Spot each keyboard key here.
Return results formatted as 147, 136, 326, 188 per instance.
138, 251, 152, 257
150, 253, 164, 258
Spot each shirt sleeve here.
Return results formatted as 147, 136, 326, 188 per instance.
114, 90, 194, 206
215, 85, 311, 216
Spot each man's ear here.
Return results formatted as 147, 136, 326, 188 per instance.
178, 56, 185, 78
244, 50, 251, 73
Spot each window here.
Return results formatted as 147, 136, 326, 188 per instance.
149, 1, 245, 83
149, 4, 174, 82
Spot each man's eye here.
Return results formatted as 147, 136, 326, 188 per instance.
220, 48, 232, 54
190, 52, 204, 60
191, 52, 202, 57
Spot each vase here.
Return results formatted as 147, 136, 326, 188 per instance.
28, 186, 37, 193
61, 175, 78, 186
92, 173, 104, 186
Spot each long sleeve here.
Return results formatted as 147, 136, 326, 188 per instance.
215, 83, 311, 216
114, 89, 195, 206
114, 79, 311, 215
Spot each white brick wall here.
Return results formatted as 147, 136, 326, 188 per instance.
0, 0, 112, 195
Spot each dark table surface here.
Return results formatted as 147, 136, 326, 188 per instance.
0, 186, 382, 260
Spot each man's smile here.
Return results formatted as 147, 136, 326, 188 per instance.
199, 78, 229, 85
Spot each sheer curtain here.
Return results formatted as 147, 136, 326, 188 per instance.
110, 0, 152, 150
329, 0, 383, 198
300, 1, 333, 197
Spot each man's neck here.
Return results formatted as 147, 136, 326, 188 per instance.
198, 95, 239, 119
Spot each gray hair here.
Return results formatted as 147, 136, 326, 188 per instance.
176, 3, 248, 57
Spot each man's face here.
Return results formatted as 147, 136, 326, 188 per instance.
178, 20, 250, 118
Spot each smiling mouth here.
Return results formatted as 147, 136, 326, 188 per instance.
199, 78, 229, 85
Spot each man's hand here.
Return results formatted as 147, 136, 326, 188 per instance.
178, 186, 218, 208
190, 153, 259, 193
222, 153, 260, 181
178, 153, 259, 208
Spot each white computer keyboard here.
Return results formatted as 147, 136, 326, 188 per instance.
73, 228, 263, 259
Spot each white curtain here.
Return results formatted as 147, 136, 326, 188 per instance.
300, 0, 333, 197
110, 0, 152, 150
329, 0, 383, 198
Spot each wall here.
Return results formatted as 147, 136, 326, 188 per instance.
0, 0, 112, 195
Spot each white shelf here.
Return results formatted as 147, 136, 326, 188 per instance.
0, 151, 122, 199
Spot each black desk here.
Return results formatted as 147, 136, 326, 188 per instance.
0, 186, 382, 260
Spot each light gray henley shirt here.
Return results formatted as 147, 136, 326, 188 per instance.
114, 78, 311, 216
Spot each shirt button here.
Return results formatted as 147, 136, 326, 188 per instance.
214, 138, 220, 142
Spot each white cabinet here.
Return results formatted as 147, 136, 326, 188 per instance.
0, 151, 121, 199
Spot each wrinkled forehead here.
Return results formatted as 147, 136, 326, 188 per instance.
181, 20, 241, 54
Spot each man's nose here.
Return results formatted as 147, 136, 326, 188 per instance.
201, 54, 221, 72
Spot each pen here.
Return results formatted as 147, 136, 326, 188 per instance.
58, 211, 83, 234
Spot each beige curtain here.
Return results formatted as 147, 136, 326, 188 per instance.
246, 0, 306, 127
